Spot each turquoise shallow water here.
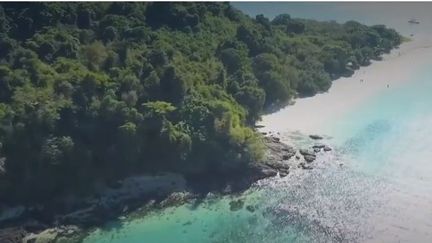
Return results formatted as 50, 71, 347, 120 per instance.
83, 4, 432, 243
329, 66, 432, 179
83, 63, 432, 243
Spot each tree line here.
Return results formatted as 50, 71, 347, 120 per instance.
0, 2, 401, 203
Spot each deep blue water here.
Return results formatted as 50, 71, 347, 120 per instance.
232, 2, 432, 36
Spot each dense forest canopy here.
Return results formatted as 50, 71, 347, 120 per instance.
0, 2, 401, 203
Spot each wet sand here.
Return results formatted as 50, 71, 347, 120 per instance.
258, 36, 432, 136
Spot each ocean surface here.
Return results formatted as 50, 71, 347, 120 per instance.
82, 3, 432, 243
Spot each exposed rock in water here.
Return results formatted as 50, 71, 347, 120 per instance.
245, 205, 256, 213
259, 167, 278, 177
299, 149, 314, 156
309, 134, 323, 140
265, 162, 289, 175
252, 135, 329, 179
312, 143, 326, 149
324, 146, 332, 152
313, 143, 332, 152
229, 199, 244, 211
22, 225, 82, 243
206, 192, 217, 200
159, 192, 193, 208
304, 155, 316, 163
265, 137, 295, 161
279, 171, 288, 177
299, 149, 316, 162
271, 136, 280, 143
223, 184, 232, 194
299, 162, 313, 170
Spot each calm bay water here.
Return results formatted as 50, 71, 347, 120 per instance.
232, 2, 432, 37
83, 4, 432, 243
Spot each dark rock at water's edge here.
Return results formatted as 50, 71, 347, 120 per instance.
159, 192, 196, 208
279, 171, 289, 177
265, 137, 295, 161
185, 136, 296, 193
229, 199, 244, 211
299, 162, 313, 170
312, 143, 333, 153
0, 134, 325, 242
246, 205, 256, 213
261, 136, 294, 175
309, 134, 323, 140
0, 173, 191, 242
299, 149, 313, 156
304, 155, 316, 163
312, 143, 326, 149
299, 149, 317, 163
22, 225, 83, 243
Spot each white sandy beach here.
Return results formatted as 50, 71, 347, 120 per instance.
258, 35, 432, 136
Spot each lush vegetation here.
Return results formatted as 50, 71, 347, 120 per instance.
0, 3, 401, 202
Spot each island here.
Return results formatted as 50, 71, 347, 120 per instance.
0, 2, 402, 242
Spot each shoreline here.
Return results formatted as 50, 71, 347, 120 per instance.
0, 36, 414, 243
1, 134, 332, 243
258, 36, 432, 136
0, 36, 411, 242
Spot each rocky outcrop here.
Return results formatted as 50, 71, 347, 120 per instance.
229, 199, 244, 211
299, 162, 313, 170
254, 135, 335, 179
299, 149, 316, 163
312, 143, 326, 149
312, 143, 326, 153
159, 192, 195, 208
261, 136, 295, 177
304, 155, 316, 163
309, 134, 323, 140
312, 143, 333, 153
245, 205, 256, 213
2, 133, 335, 243
22, 225, 82, 243
264, 136, 295, 162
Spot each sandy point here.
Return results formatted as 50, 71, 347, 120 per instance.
258, 36, 432, 136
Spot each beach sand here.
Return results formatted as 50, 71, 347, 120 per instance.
258, 36, 432, 136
